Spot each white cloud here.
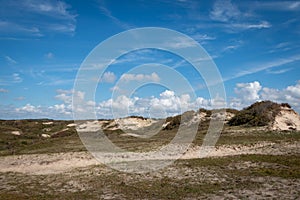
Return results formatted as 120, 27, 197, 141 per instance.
10, 103, 73, 119
0, 88, 8, 93
230, 21, 271, 30
0, 73, 23, 85
100, 71, 116, 83
229, 81, 262, 109
0, 20, 42, 37
15, 96, 25, 101
0, 0, 77, 36
224, 54, 300, 82
223, 45, 239, 52
261, 88, 282, 101
5, 81, 300, 119
230, 80, 300, 113
47, 23, 76, 33
192, 34, 216, 41
45, 52, 54, 59
115, 96, 134, 109
210, 0, 241, 22
43, 78, 74, 86
16, 104, 40, 113
234, 81, 262, 103
4, 56, 17, 64
98, 90, 190, 118
266, 68, 292, 74
51, 103, 72, 116
12, 73, 22, 83
110, 86, 120, 92
210, 0, 271, 32
120, 72, 160, 82
55, 93, 71, 104
286, 81, 300, 98
254, 1, 300, 11
268, 42, 295, 54
96, 90, 226, 119
56, 89, 73, 94
261, 83, 300, 112
98, 2, 131, 30
1, 88, 225, 119
55, 89, 84, 104
163, 36, 197, 49
22, 0, 76, 20
195, 97, 210, 108
222, 40, 243, 53
211, 96, 227, 108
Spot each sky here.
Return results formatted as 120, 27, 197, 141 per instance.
0, 0, 300, 119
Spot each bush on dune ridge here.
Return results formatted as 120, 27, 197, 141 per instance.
228, 101, 291, 127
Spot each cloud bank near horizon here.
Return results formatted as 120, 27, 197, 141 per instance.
1, 80, 299, 120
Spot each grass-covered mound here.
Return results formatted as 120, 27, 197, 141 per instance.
228, 101, 291, 127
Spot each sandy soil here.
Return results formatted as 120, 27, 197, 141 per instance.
0, 141, 298, 175
0, 152, 98, 175
272, 106, 300, 131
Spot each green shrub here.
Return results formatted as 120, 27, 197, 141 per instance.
228, 101, 283, 126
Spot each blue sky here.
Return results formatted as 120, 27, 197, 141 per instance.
0, 0, 300, 119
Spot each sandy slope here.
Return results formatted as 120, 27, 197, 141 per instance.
272, 106, 300, 131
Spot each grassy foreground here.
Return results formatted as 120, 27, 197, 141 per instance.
0, 119, 299, 199
1, 154, 300, 199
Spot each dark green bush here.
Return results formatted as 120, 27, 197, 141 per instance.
228, 101, 283, 127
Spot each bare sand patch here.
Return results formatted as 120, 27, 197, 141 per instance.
0, 152, 98, 175
1, 141, 298, 175
272, 107, 300, 131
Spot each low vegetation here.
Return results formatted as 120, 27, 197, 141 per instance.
228, 101, 290, 126
0, 101, 300, 199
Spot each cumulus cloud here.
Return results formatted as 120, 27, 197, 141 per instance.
229, 81, 262, 110
5, 81, 300, 119
50, 103, 72, 116
100, 71, 116, 83
10, 89, 86, 119
97, 90, 185, 118
227, 80, 300, 112
55, 93, 71, 104
234, 81, 262, 102
55, 90, 73, 104
261, 80, 300, 112
110, 86, 120, 92
120, 72, 160, 82
260, 88, 281, 101
6, 89, 224, 119
95, 90, 225, 119
16, 104, 40, 113
286, 81, 300, 98
55, 89, 84, 104
227, 81, 260, 109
